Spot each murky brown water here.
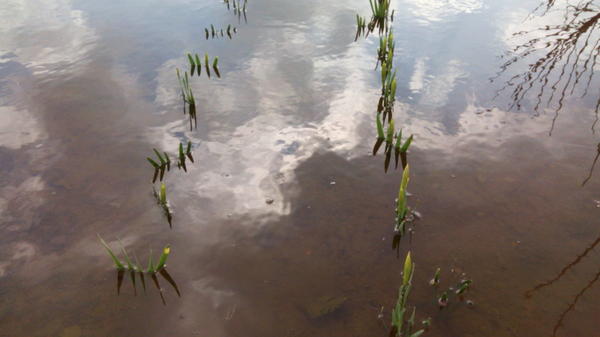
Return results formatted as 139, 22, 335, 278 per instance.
1, 0, 599, 336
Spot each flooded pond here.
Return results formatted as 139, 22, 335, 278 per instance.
0, 0, 599, 336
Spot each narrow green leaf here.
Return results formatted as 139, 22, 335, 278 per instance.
147, 249, 154, 273
164, 152, 171, 171
400, 135, 413, 153
376, 113, 384, 138
156, 245, 171, 270
153, 149, 165, 165
403, 251, 412, 286
160, 182, 167, 205
147, 157, 159, 168
386, 119, 395, 144
395, 129, 403, 150
98, 235, 124, 270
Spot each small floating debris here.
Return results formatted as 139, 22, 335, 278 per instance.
265, 198, 274, 205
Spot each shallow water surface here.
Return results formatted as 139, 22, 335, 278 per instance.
0, 0, 599, 336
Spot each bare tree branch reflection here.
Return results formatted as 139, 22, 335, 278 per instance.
492, 0, 600, 135
525, 231, 600, 336
552, 268, 600, 336
581, 142, 600, 186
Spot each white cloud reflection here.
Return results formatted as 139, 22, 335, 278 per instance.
406, 0, 483, 24
151, 11, 377, 222
0, 0, 96, 76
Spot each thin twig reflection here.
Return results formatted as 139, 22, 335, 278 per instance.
492, 0, 600, 135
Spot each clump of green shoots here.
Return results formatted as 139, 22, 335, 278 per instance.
176, 68, 197, 131
431, 269, 474, 309
368, 0, 391, 34
355, 14, 368, 40
224, 0, 247, 22
377, 29, 395, 67
355, 0, 402, 173
147, 142, 194, 181
147, 149, 171, 183
390, 252, 427, 337
379, 55, 397, 122
98, 235, 171, 273
373, 29, 402, 174
205, 24, 237, 39
177, 141, 194, 172
187, 53, 220, 78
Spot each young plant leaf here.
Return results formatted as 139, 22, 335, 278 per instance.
156, 245, 171, 270
98, 235, 125, 270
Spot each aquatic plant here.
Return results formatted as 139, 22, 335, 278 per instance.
205, 24, 237, 39
382, 119, 395, 172
98, 235, 171, 273
378, 29, 395, 67
355, 14, 367, 40
437, 291, 449, 308
116, 265, 180, 304
99, 235, 125, 270
395, 164, 410, 233
177, 141, 194, 172
368, 0, 391, 34
373, 113, 386, 155
455, 279, 472, 295
176, 68, 197, 130
432, 270, 474, 309
147, 142, 194, 182
227, 0, 247, 20
394, 130, 413, 169
147, 149, 171, 183
187, 53, 220, 78
429, 268, 441, 286
355, 0, 403, 173
102, 238, 179, 305
390, 252, 426, 337
153, 182, 173, 227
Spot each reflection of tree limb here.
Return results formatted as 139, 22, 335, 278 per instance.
493, 0, 600, 134
582, 143, 600, 186
525, 233, 600, 297
552, 268, 600, 337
